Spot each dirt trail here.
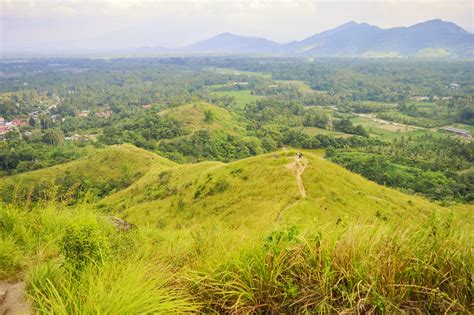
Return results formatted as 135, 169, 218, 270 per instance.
0, 282, 31, 315
276, 156, 308, 222
286, 156, 308, 198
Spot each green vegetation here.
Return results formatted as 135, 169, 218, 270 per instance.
213, 90, 262, 109
1, 148, 472, 313
0, 144, 169, 204
327, 135, 474, 202
0, 57, 472, 313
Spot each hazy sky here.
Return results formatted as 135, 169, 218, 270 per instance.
1, 0, 473, 52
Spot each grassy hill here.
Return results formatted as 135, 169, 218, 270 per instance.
99, 148, 459, 255
1, 145, 471, 313
159, 102, 246, 136
0, 144, 174, 204
157, 102, 264, 162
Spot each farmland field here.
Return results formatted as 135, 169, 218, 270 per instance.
213, 90, 262, 108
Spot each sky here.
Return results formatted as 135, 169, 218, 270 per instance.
1, 0, 473, 53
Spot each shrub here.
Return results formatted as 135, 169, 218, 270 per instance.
60, 220, 108, 272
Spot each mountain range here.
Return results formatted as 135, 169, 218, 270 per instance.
177, 19, 473, 58
3, 19, 473, 58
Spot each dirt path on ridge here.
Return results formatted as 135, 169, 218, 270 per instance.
275, 156, 308, 222
286, 156, 308, 198
0, 282, 31, 315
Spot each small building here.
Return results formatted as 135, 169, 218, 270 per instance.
65, 134, 83, 141
411, 96, 429, 101
0, 117, 5, 126
12, 119, 29, 127
76, 111, 90, 118
142, 104, 152, 110
96, 110, 112, 119
441, 127, 471, 137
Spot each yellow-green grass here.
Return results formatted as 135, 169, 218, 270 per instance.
2, 147, 472, 313
159, 102, 246, 136
0, 144, 172, 204
213, 90, 262, 109
101, 149, 453, 248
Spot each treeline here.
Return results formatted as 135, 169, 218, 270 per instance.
327, 135, 474, 202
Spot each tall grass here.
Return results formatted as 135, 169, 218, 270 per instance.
27, 258, 197, 314
1, 200, 472, 313
186, 218, 473, 313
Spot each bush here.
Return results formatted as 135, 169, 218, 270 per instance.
61, 220, 108, 272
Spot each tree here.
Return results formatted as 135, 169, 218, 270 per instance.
204, 109, 215, 123
43, 129, 64, 146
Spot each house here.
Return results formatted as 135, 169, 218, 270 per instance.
441, 127, 471, 137
411, 96, 429, 101
96, 110, 112, 119
76, 110, 90, 118
0, 117, 5, 126
65, 134, 83, 141
142, 104, 152, 110
12, 119, 29, 127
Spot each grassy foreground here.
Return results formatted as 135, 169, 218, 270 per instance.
1, 202, 471, 313
0, 148, 472, 313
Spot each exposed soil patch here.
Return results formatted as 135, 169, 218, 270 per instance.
0, 282, 31, 315
286, 156, 308, 198
275, 155, 309, 222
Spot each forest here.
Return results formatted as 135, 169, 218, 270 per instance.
1, 57, 472, 202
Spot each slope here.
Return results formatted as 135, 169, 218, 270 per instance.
0, 144, 175, 204
184, 32, 281, 54
101, 149, 450, 235
157, 102, 263, 162
159, 102, 246, 136
289, 19, 474, 57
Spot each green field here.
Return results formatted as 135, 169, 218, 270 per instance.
213, 90, 262, 109
302, 126, 348, 137
206, 67, 272, 79
351, 116, 426, 140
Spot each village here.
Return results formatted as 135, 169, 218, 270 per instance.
0, 101, 156, 142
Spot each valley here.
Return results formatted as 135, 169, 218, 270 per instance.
0, 56, 472, 313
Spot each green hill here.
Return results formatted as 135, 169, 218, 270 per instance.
101, 149, 450, 236
157, 102, 264, 162
159, 102, 246, 136
1, 145, 471, 313
0, 144, 174, 204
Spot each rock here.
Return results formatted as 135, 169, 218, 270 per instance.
107, 216, 136, 231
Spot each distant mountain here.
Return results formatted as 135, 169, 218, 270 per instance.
290, 19, 474, 57
183, 19, 474, 58
4, 19, 472, 58
183, 32, 282, 54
